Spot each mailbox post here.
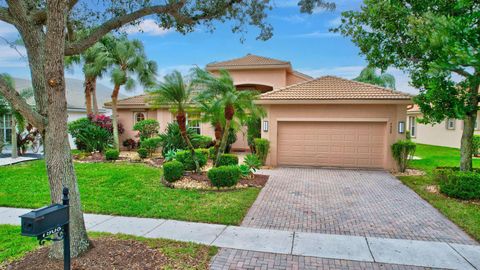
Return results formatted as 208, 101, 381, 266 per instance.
20, 187, 71, 270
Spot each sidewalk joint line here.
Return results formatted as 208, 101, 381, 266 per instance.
142, 219, 168, 237
365, 237, 376, 262
447, 242, 478, 270
290, 231, 295, 254
86, 214, 116, 230
210, 225, 229, 246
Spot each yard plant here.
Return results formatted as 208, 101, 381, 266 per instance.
175, 149, 208, 171
391, 140, 416, 172
217, 154, 239, 166
254, 138, 270, 165
208, 165, 242, 188
163, 160, 184, 182
133, 119, 160, 141
105, 149, 120, 161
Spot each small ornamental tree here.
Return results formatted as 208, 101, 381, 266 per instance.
133, 119, 160, 141
335, 0, 480, 171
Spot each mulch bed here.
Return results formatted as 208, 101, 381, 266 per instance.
188, 172, 269, 187
5, 238, 172, 270
164, 172, 269, 191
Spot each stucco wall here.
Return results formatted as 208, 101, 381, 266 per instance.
261, 104, 407, 170
407, 112, 480, 148
286, 73, 308, 85
211, 69, 288, 89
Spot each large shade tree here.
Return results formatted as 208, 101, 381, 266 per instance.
335, 0, 480, 171
0, 0, 334, 258
108, 37, 157, 150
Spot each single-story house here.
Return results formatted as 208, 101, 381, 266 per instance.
0, 77, 120, 148
406, 105, 480, 148
107, 54, 412, 170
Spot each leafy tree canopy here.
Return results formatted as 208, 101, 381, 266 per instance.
334, 0, 480, 124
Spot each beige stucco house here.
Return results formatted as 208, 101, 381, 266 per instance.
107, 54, 412, 170
406, 105, 480, 148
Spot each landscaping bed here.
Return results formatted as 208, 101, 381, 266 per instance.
1, 226, 216, 270
165, 172, 269, 190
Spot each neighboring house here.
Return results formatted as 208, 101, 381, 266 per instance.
106, 54, 412, 170
406, 105, 480, 148
0, 77, 122, 148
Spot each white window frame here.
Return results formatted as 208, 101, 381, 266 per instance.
408, 116, 416, 137
1, 114, 12, 144
446, 118, 456, 130
133, 112, 146, 124
186, 112, 201, 135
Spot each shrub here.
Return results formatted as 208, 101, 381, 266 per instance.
89, 114, 124, 134
192, 135, 214, 149
436, 170, 480, 200
391, 140, 416, 172
158, 122, 197, 156
207, 165, 241, 188
68, 116, 121, 152
137, 148, 148, 159
225, 128, 237, 153
141, 137, 163, 156
239, 164, 251, 179
122, 138, 137, 150
175, 149, 208, 171
473, 135, 480, 156
246, 116, 261, 153
105, 149, 120, 160
133, 119, 159, 141
208, 146, 217, 160
254, 138, 270, 165
217, 154, 239, 166
163, 160, 184, 182
164, 149, 177, 162
243, 154, 261, 173
405, 130, 411, 141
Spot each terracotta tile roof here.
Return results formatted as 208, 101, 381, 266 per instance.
206, 54, 291, 70
260, 76, 413, 100
105, 94, 148, 107
291, 70, 313, 80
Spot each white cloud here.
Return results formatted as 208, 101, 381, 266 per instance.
0, 21, 18, 37
0, 45, 28, 68
327, 16, 342, 27
124, 19, 172, 36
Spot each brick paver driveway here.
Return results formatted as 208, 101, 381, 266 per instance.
211, 167, 476, 269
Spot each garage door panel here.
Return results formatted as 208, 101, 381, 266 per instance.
278, 122, 386, 168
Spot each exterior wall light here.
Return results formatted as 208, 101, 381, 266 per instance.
263, 120, 269, 132
398, 121, 405, 134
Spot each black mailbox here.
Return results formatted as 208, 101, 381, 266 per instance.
20, 204, 69, 237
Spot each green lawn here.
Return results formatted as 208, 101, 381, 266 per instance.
398, 144, 480, 241
0, 225, 217, 268
0, 160, 260, 225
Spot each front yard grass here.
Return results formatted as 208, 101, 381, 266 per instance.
0, 225, 217, 268
398, 144, 480, 241
0, 160, 260, 225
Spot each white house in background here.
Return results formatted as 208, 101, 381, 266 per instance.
406, 105, 480, 148
0, 77, 125, 148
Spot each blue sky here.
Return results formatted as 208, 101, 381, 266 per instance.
0, 0, 417, 95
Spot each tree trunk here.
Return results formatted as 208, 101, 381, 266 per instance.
176, 112, 200, 172
84, 76, 93, 115
44, 0, 89, 258
460, 82, 480, 171
111, 84, 120, 150
11, 117, 17, 158
215, 104, 234, 166
92, 77, 99, 114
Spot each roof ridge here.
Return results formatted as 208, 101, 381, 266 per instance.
325, 75, 413, 97
206, 54, 290, 67
116, 93, 148, 102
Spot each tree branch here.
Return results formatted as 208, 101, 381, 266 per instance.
453, 68, 472, 78
0, 7, 14, 24
0, 77, 46, 131
64, 0, 242, 55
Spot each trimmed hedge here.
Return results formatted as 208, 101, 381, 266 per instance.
137, 148, 148, 159
105, 149, 120, 160
163, 160, 184, 182
207, 165, 241, 188
192, 135, 214, 149
435, 168, 480, 200
217, 154, 239, 166
208, 146, 216, 160
141, 137, 163, 155
175, 149, 208, 171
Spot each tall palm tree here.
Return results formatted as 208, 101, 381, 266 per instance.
65, 38, 112, 115
109, 37, 157, 150
193, 68, 264, 166
147, 71, 200, 172
354, 67, 396, 89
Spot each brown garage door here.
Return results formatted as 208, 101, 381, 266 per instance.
277, 122, 386, 168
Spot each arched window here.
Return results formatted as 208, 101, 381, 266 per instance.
135, 112, 146, 123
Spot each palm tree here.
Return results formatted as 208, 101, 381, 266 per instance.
193, 68, 264, 166
109, 37, 157, 150
354, 67, 396, 89
147, 71, 200, 171
65, 38, 112, 115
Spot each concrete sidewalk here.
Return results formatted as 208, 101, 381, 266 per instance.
1, 207, 479, 269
